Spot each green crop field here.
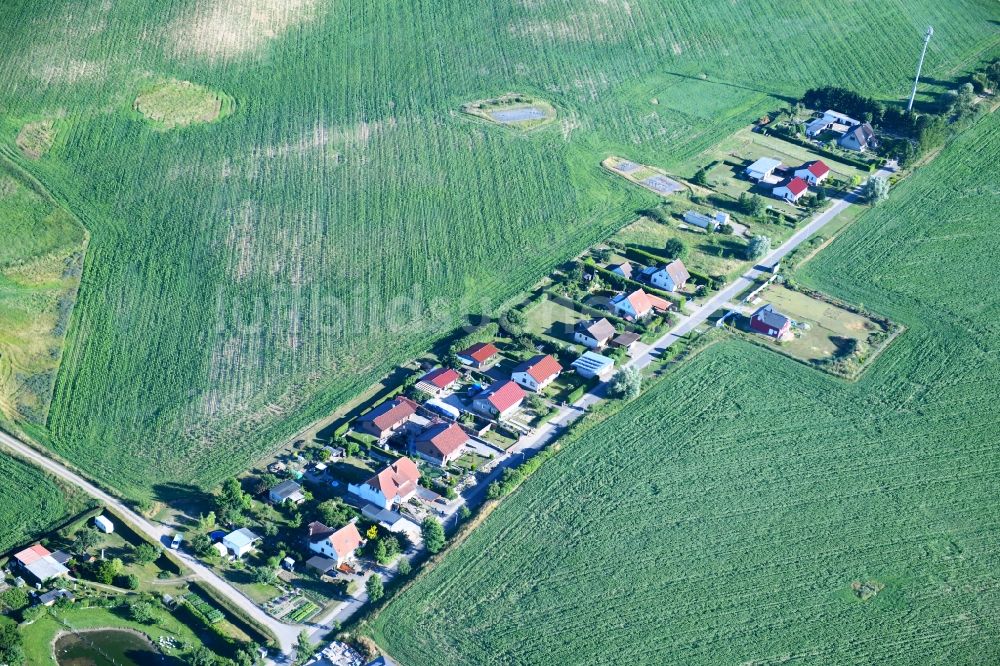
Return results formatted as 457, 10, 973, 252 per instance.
0, 0, 996, 501
370, 113, 1000, 663
0, 452, 90, 553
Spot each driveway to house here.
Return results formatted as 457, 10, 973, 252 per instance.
0, 428, 303, 655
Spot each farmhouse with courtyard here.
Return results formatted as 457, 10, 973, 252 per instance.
356, 396, 419, 441
774, 177, 809, 203
750, 304, 792, 340
650, 260, 691, 293
457, 342, 500, 369
348, 457, 421, 510
307, 520, 364, 567
511, 354, 563, 392
13, 544, 69, 584
574, 317, 616, 349
794, 160, 831, 186
473, 380, 526, 420
806, 109, 859, 137
412, 421, 469, 466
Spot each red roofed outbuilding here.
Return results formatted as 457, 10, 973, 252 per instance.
773, 176, 809, 203
457, 342, 500, 369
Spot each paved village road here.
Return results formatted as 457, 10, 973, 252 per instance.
462, 164, 895, 508
0, 428, 303, 654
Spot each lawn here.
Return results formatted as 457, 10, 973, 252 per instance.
369, 112, 1000, 664
523, 296, 588, 348
0, 0, 995, 503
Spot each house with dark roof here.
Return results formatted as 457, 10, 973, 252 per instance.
574, 318, 616, 349
839, 122, 877, 152
794, 160, 830, 186
307, 520, 364, 566
610, 289, 671, 320
416, 367, 460, 395
750, 304, 792, 339
611, 331, 641, 355
473, 380, 526, 420
457, 342, 500, 369
356, 396, 419, 441
511, 354, 562, 393
412, 421, 469, 466
773, 176, 809, 203
269, 479, 305, 505
650, 260, 690, 293
347, 457, 421, 510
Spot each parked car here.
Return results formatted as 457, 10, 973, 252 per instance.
170, 533, 183, 550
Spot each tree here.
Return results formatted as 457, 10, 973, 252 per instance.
254, 473, 280, 495
745, 234, 771, 261
459, 505, 471, 521
316, 499, 352, 527
197, 511, 217, 531
0, 625, 24, 666
189, 646, 219, 666
190, 533, 214, 558
133, 543, 158, 565
128, 599, 155, 624
374, 536, 401, 564
863, 176, 889, 205
1, 587, 29, 612
421, 517, 446, 554
739, 192, 765, 217
366, 525, 379, 541
663, 238, 686, 260
252, 566, 278, 585
691, 167, 708, 186
397, 558, 412, 576
295, 630, 316, 665
612, 365, 642, 400
121, 573, 141, 590
366, 574, 385, 603
218, 478, 252, 517
95, 558, 120, 585
74, 526, 101, 554
486, 481, 502, 500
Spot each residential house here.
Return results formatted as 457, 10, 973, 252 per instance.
356, 396, 419, 441
416, 367, 460, 395
571, 351, 615, 380
412, 421, 469, 466
773, 177, 809, 203
608, 261, 633, 280
222, 528, 260, 558
745, 157, 782, 181
610, 289, 670, 320
307, 520, 364, 567
806, 110, 860, 137
269, 479, 305, 505
794, 160, 830, 186
574, 318, 616, 349
838, 122, 877, 152
348, 457, 421, 511
511, 354, 562, 393
473, 380, 526, 420
611, 331, 641, 356
456, 342, 500, 369
750, 304, 792, 339
13, 544, 69, 584
682, 210, 729, 231
305, 555, 339, 575
38, 589, 74, 607
650, 260, 690, 293
93, 515, 114, 534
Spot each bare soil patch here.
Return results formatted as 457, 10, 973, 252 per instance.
16, 120, 57, 159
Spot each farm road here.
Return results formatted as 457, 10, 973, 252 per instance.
0, 428, 303, 654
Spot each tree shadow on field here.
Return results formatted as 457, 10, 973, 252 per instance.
152, 483, 214, 521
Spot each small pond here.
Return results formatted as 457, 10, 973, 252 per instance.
54, 629, 161, 666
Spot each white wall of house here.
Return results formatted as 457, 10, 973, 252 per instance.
574, 331, 601, 349
348, 482, 391, 510
650, 271, 677, 292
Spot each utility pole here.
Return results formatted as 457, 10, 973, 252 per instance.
907, 26, 934, 112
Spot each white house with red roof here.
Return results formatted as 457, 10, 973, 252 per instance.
356, 396, 419, 441
13, 544, 69, 583
610, 288, 671, 320
794, 160, 830, 186
457, 342, 500, 369
473, 380, 526, 420
413, 421, 469, 466
348, 457, 421, 510
773, 176, 809, 203
416, 367, 460, 396
650, 260, 691, 293
511, 354, 562, 393
307, 520, 364, 566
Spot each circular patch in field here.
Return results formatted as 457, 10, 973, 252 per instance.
462, 93, 556, 129
133, 79, 233, 129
